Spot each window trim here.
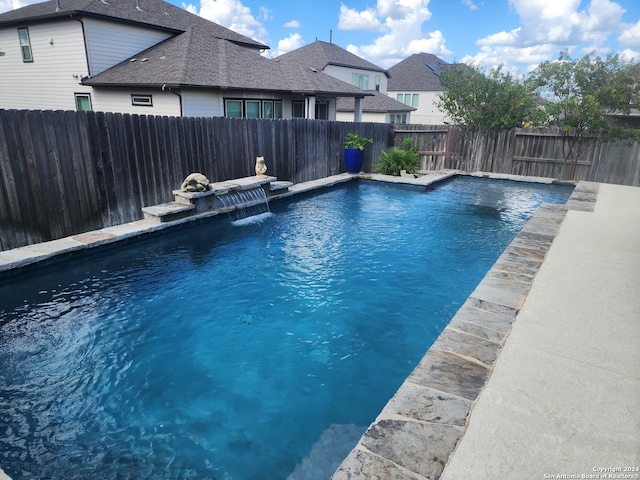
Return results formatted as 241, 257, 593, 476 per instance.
352, 73, 369, 90
131, 94, 153, 107
75, 93, 92, 112
17, 27, 33, 63
225, 98, 283, 119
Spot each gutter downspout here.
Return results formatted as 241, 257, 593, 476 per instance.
164, 84, 183, 116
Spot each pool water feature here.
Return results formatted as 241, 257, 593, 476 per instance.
216, 187, 271, 222
0, 177, 573, 479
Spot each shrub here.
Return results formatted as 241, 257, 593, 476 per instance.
375, 139, 420, 175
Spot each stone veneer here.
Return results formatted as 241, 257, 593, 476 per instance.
331, 181, 599, 480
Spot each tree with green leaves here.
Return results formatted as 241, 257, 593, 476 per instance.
528, 50, 640, 179
437, 64, 543, 131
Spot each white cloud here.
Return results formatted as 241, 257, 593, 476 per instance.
182, 0, 268, 44
271, 32, 304, 57
619, 48, 639, 62
619, 20, 640, 48
338, 4, 384, 31
284, 19, 300, 29
461, 0, 478, 11
0, 0, 38, 14
477, 28, 521, 47
463, 43, 560, 72
338, 0, 442, 68
375, 0, 415, 19
469, 0, 630, 72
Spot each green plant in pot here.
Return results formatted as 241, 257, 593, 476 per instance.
343, 133, 373, 173
375, 138, 420, 176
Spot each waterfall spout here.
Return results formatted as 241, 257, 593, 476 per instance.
217, 187, 272, 224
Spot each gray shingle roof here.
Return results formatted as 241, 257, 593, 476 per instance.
2, 0, 372, 96
0, 0, 267, 49
83, 27, 371, 96
387, 53, 450, 91
274, 40, 390, 78
337, 90, 415, 113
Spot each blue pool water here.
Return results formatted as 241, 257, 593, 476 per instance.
0, 177, 572, 479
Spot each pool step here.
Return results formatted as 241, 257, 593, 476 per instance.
142, 202, 195, 224
268, 181, 293, 196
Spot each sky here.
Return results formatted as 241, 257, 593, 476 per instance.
2, 0, 639, 72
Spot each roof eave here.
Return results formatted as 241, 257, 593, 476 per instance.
0, 10, 182, 34
327, 62, 390, 78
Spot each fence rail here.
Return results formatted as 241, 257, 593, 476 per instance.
394, 125, 640, 185
0, 109, 391, 251
1, 109, 638, 251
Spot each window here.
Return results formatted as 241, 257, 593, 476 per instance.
263, 101, 274, 119
131, 94, 153, 107
17, 27, 33, 63
225, 99, 283, 119
245, 100, 260, 118
274, 102, 282, 119
292, 101, 304, 118
396, 93, 419, 107
352, 73, 369, 90
225, 100, 243, 117
390, 113, 407, 124
375, 75, 380, 92
315, 101, 328, 120
75, 93, 92, 111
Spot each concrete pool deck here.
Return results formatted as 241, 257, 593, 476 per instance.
1, 173, 638, 480
440, 182, 640, 480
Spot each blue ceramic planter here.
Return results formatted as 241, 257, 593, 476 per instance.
344, 148, 364, 173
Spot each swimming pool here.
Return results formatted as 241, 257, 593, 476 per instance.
0, 177, 573, 479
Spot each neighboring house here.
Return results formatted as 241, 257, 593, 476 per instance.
387, 53, 452, 125
274, 40, 414, 123
0, 0, 369, 119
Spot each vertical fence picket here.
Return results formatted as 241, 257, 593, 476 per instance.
0, 110, 638, 252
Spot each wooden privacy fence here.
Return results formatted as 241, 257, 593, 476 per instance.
393, 125, 640, 186
0, 109, 391, 251
2, 109, 639, 252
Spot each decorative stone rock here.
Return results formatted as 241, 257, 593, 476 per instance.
255, 156, 267, 178
181, 173, 210, 192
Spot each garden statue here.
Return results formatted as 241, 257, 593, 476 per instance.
255, 156, 267, 178
181, 173, 210, 192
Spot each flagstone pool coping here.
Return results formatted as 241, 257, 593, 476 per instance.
0, 171, 595, 480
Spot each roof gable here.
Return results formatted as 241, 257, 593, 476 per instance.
0, 0, 267, 49
388, 53, 450, 91
274, 40, 389, 78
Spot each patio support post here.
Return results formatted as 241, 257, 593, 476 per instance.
354, 97, 363, 122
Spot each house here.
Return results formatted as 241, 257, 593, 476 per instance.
274, 40, 414, 123
0, 0, 369, 119
387, 53, 452, 125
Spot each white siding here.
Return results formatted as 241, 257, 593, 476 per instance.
336, 111, 387, 123
0, 20, 92, 111
182, 90, 223, 117
323, 64, 388, 93
388, 90, 449, 125
83, 17, 172, 75
91, 87, 181, 116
